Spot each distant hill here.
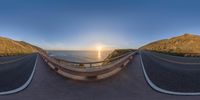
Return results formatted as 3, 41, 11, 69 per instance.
105, 49, 135, 60
0, 37, 43, 56
141, 34, 200, 56
103, 49, 136, 64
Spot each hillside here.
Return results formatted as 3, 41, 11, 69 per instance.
141, 34, 200, 56
103, 49, 136, 64
105, 49, 135, 60
0, 37, 42, 56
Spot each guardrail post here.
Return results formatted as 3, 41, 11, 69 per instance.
86, 76, 97, 80
54, 67, 58, 71
40, 51, 135, 81
79, 64, 84, 67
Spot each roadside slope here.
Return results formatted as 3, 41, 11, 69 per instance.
141, 34, 200, 56
0, 37, 43, 56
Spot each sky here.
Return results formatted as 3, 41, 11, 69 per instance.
0, 0, 200, 50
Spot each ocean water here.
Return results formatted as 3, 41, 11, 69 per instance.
47, 50, 112, 62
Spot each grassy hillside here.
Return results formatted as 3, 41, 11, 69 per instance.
0, 37, 42, 56
102, 49, 135, 64
105, 49, 135, 60
141, 34, 200, 56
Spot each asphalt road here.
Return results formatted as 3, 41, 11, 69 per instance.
0, 54, 37, 94
1, 53, 200, 99
148, 51, 200, 63
0, 54, 27, 62
141, 51, 200, 94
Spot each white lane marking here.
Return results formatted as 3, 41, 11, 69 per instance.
139, 51, 200, 95
0, 55, 31, 64
0, 54, 38, 95
148, 52, 200, 65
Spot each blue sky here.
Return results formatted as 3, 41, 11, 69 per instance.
0, 0, 200, 50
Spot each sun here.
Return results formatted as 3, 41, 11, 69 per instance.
97, 46, 102, 52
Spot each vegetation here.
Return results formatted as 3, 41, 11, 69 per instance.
141, 34, 200, 57
102, 49, 135, 64
0, 37, 43, 56
105, 49, 135, 60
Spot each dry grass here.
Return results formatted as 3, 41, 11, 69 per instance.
141, 34, 200, 56
102, 49, 135, 64
105, 49, 135, 60
0, 37, 42, 56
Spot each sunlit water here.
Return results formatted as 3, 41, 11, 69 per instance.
47, 50, 112, 62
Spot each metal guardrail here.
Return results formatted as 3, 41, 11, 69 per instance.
39, 51, 136, 81
51, 51, 132, 68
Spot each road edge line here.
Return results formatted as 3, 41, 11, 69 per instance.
139, 51, 200, 96
0, 54, 38, 95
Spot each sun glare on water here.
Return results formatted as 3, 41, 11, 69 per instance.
97, 46, 102, 52
96, 45, 103, 59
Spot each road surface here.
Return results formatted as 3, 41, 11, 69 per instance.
141, 51, 200, 95
0, 53, 200, 99
0, 54, 37, 94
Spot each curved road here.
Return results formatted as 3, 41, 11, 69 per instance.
141, 51, 200, 95
0, 54, 37, 94
0, 53, 200, 99
0, 55, 27, 62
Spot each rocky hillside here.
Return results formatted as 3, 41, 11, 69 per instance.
141, 34, 200, 56
0, 37, 43, 56
102, 49, 135, 64
105, 49, 135, 60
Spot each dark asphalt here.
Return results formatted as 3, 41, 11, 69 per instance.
149, 51, 200, 63
0, 54, 27, 62
141, 51, 200, 93
1, 53, 200, 99
0, 54, 37, 93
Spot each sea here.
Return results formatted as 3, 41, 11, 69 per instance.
47, 50, 113, 62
